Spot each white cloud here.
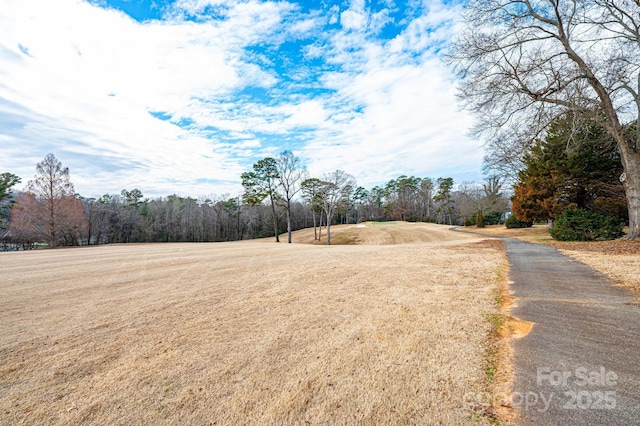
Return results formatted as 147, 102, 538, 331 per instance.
288, 16, 322, 36
0, 0, 482, 199
339, 0, 368, 32
328, 5, 340, 25
280, 100, 329, 128
0, 0, 288, 196
302, 58, 481, 186
295, 1, 480, 187
340, 10, 367, 31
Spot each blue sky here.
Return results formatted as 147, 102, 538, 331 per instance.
0, 0, 481, 198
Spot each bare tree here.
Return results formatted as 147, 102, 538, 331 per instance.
319, 170, 356, 245
27, 154, 85, 246
81, 196, 111, 244
449, 0, 640, 238
456, 182, 483, 223
457, 177, 510, 225
56, 196, 87, 246
119, 189, 146, 243
418, 178, 434, 222
276, 151, 307, 244
8, 192, 40, 249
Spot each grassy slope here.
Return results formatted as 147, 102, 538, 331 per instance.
0, 223, 507, 425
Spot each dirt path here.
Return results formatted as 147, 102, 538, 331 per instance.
504, 238, 640, 424
0, 223, 505, 425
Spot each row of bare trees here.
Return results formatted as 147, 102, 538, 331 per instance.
2, 153, 510, 249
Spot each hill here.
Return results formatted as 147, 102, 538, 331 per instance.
0, 223, 506, 425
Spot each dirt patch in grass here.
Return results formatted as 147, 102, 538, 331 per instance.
0, 223, 507, 425
464, 237, 529, 423
480, 245, 518, 424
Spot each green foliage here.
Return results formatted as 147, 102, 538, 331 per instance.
97, 194, 112, 205
434, 177, 455, 224
550, 209, 624, 241
0, 172, 21, 203
241, 157, 279, 206
483, 211, 502, 225
121, 189, 145, 207
0, 172, 22, 227
242, 157, 281, 242
434, 177, 453, 201
476, 210, 485, 228
505, 215, 533, 229
467, 211, 502, 227
512, 115, 626, 222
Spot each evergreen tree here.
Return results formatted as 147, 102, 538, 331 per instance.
0, 172, 21, 228
512, 117, 627, 223
241, 158, 281, 242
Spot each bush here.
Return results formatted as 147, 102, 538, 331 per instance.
550, 209, 624, 241
483, 211, 502, 225
505, 215, 533, 228
476, 211, 485, 228
465, 211, 501, 226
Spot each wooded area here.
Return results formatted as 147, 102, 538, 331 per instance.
7, 1, 640, 245
0, 153, 509, 249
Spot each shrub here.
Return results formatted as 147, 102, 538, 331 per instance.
466, 211, 501, 226
483, 211, 503, 225
476, 211, 485, 228
550, 209, 624, 241
505, 214, 533, 228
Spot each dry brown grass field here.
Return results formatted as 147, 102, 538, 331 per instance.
472, 225, 640, 294
1, 222, 508, 425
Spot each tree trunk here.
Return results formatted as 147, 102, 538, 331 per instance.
326, 219, 331, 245
49, 199, 56, 247
286, 201, 292, 244
237, 207, 241, 241
605, 114, 640, 240
312, 210, 317, 241
269, 194, 279, 243
619, 152, 640, 239
565, 41, 640, 240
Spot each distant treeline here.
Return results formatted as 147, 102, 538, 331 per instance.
1, 154, 509, 249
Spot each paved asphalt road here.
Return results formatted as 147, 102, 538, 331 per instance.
504, 238, 640, 425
